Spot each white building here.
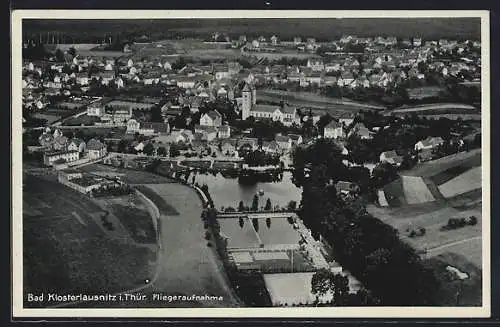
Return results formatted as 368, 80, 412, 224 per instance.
43, 150, 80, 166
323, 120, 345, 139
414, 136, 444, 151
241, 83, 298, 126
86, 138, 107, 160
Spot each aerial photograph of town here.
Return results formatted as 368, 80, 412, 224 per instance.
18, 15, 485, 311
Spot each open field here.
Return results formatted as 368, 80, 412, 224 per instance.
109, 203, 156, 244
77, 50, 131, 58
32, 113, 61, 125
402, 150, 481, 178
414, 114, 482, 121
382, 178, 406, 207
406, 86, 446, 100
185, 48, 242, 61
62, 113, 101, 126
243, 50, 320, 61
431, 165, 476, 186
55, 43, 100, 51
426, 237, 482, 268
424, 252, 482, 306
438, 167, 482, 198
401, 176, 436, 204
23, 175, 156, 307
180, 160, 212, 169
367, 201, 482, 269
257, 88, 385, 111
388, 103, 479, 115
134, 185, 180, 215
213, 161, 238, 170
79, 164, 172, 184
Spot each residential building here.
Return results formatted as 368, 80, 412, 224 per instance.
126, 119, 170, 135
307, 59, 325, 72
270, 35, 279, 45
349, 123, 373, 140
87, 102, 105, 117
324, 120, 345, 139
53, 135, 69, 151
75, 72, 89, 86
379, 150, 403, 166
67, 138, 86, 154
43, 150, 80, 166
87, 138, 107, 160
238, 137, 259, 151
200, 110, 222, 127
288, 134, 303, 145
414, 136, 444, 151
218, 125, 231, 139
275, 135, 292, 152
335, 181, 360, 195
221, 139, 237, 156
262, 140, 281, 154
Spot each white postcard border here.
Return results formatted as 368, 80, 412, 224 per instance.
11, 9, 491, 318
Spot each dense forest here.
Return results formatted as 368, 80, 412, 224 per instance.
22, 18, 480, 44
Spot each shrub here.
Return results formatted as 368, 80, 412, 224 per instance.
409, 230, 417, 238
419, 227, 426, 236
468, 216, 478, 226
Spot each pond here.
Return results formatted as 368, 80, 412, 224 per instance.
193, 171, 302, 210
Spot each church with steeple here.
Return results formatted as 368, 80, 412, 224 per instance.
240, 82, 299, 126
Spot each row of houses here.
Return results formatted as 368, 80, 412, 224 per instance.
379, 136, 446, 166
39, 129, 108, 166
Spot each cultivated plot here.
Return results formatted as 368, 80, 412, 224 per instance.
438, 167, 482, 198
401, 176, 436, 204
23, 175, 156, 307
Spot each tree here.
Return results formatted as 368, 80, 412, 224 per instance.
311, 268, 334, 297
157, 146, 167, 157
468, 216, 478, 226
371, 162, 399, 189
265, 198, 272, 211
169, 144, 180, 157
251, 194, 259, 211
151, 105, 163, 122
143, 142, 155, 156
68, 47, 77, 58
287, 200, 298, 211
55, 49, 65, 62
332, 273, 350, 304
238, 201, 245, 212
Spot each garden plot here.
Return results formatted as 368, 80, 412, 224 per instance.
438, 167, 482, 198
377, 190, 389, 207
401, 176, 436, 204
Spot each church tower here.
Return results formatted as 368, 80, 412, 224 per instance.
242, 83, 253, 120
